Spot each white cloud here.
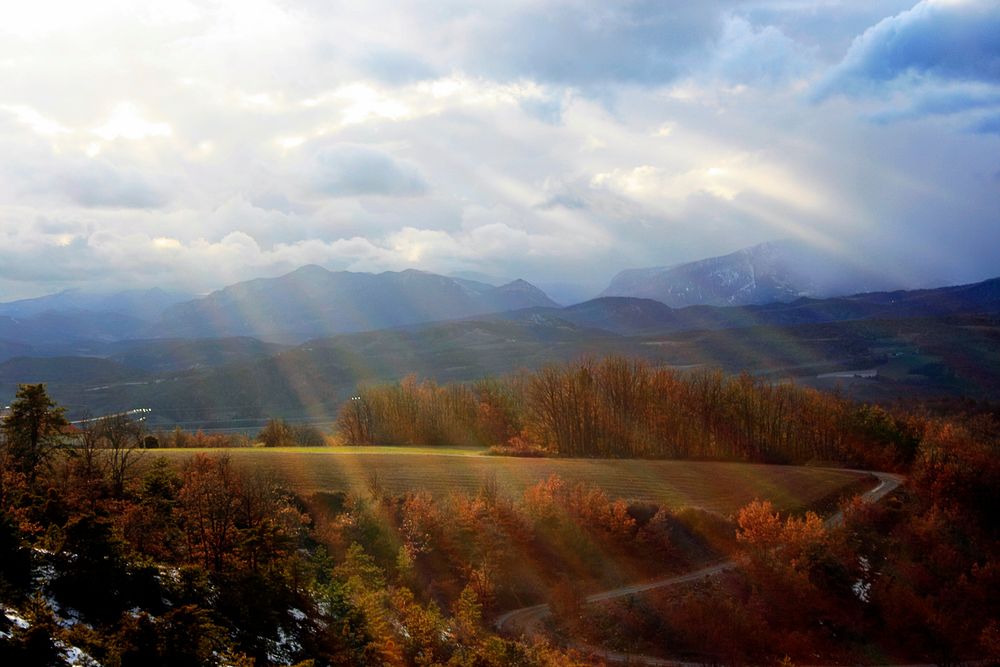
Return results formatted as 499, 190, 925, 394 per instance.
93, 103, 173, 141
1, 104, 70, 136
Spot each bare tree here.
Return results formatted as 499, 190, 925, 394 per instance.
94, 414, 145, 497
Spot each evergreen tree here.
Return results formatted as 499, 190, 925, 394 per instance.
1, 384, 69, 484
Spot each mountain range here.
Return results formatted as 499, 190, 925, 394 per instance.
504, 276, 1000, 335
0, 240, 955, 349
0, 268, 559, 348
1, 243, 999, 427
1, 273, 999, 426
153, 266, 558, 340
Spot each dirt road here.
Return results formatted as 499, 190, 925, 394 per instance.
494, 469, 904, 663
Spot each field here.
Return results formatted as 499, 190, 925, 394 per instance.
150, 447, 871, 515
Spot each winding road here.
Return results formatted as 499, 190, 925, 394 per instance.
494, 469, 905, 664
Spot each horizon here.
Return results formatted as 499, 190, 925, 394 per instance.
1, 1, 998, 301
2, 248, 1000, 309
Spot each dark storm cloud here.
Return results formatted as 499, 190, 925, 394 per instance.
816, 0, 1000, 99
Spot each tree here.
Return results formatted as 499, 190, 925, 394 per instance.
177, 454, 243, 571
258, 418, 326, 447
337, 397, 374, 445
1, 384, 69, 484
258, 418, 295, 447
95, 413, 145, 497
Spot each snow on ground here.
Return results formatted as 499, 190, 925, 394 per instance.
2, 605, 30, 638
60, 643, 101, 667
2, 603, 101, 666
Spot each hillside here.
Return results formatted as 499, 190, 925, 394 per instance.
0, 310, 148, 347
506, 275, 1000, 336
105, 337, 286, 373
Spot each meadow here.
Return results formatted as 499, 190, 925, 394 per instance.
150, 447, 871, 515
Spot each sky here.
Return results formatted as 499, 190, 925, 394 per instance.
0, 0, 998, 300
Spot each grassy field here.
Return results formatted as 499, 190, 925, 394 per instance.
149, 447, 870, 515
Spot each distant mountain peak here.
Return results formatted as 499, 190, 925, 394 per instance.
602, 239, 900, 308
288, 263, 331, 276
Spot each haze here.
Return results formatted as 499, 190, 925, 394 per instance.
1, 0, 998, 300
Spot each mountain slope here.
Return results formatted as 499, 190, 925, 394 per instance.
154, 266, 558, 340
106, 337, 287, 373
0, 356, 146, 387
602, 239, 900, 307
0, 310, 148, 345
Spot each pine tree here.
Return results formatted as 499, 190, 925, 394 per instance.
1, 384, 69, 485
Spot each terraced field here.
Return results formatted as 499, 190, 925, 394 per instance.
151, 447, 870, 514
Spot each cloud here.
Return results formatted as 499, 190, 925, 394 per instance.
867, 84, 1000, 123
971, 113, 1000, 135
37, 159, 169, 209
815, 0, 1000, 98
462, 1, 732, 86
707, 16, 809, 86
310, 144, 428, 197
0, 1, 999, 301
358, 49, 438, 84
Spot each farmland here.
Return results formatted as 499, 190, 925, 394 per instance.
149, 447, 871, 515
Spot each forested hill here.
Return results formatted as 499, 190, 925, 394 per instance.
503, 274, 1000, 335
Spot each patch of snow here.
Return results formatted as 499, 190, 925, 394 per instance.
267, 623, 303, 665
853, 556, 872, 603
60, 643, 100, 666
2, 606, 30, 638
4, 608, 30, 630
852, 579, 871, 603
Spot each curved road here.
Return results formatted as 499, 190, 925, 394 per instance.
495, 469, 905, 663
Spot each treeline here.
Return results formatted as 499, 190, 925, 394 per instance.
337, 377, 523, 449
149, 419, 327, 449
337, 358, 918, 468
152, 427, 252, 448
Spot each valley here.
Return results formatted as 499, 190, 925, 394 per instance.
2, 268, 1000, 428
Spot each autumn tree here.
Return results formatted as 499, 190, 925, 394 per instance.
177, 454, 243, 571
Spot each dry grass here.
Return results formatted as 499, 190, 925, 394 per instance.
149, 447, 869, 515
